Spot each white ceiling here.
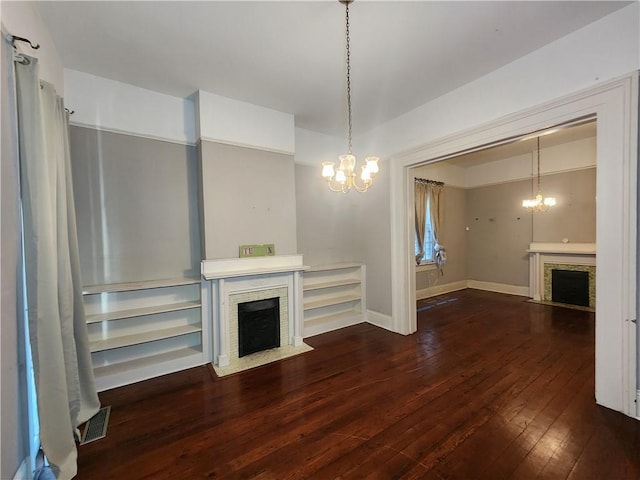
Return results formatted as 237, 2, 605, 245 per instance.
34, 1, 630, 138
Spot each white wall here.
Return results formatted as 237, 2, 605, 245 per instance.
197, 90, 295, 154
295, 127, 347, 166
1, 1, 64, 92
1, 3, 64, 478
65, 69, 196, 145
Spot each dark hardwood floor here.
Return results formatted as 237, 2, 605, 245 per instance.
77, 289, 640, 479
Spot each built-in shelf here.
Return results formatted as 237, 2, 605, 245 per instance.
303, 294, 361, 311
93, 347, 202, 379
90, 325, 201, 353
86, 301, 201, 324
83, 278, 206, 391
302, 263, 365, 338
82, 277, 200, 295
303, 310, 362, 327
303, 278, 361, 291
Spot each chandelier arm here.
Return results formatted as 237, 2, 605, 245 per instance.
351, 177, 372, 193
325, 178, 350, 193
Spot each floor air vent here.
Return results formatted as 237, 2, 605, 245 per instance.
80, 406, 111, 445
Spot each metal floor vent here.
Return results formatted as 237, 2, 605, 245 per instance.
80, 406, 111, 445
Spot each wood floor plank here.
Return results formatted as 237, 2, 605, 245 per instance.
75, 289, 640, 479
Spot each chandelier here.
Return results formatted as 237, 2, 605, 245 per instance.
522, 136, 556, 211
321, 0, 379, 193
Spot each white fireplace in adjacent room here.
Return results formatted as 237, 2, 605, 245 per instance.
201, 255, 308, 369
527, 243, 596, 308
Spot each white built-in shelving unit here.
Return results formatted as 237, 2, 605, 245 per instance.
302, 263, 365, 337
83, 277, 209, 391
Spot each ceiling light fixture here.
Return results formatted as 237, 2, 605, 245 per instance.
321, 0, 379, 193
522, 136, 556, 211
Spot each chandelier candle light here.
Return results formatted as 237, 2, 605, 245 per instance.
522, 136, 556, 211
322, 0, 379, 193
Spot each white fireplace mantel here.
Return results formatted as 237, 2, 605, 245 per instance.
201, 255, 309, 368
526, 242, 596, 255
527, 243, 596, 301
201, 254, 308, 280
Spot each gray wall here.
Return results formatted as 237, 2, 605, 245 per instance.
466, 180, 533, 286
355, 168, 392, 316
466, 168, 596, 286
70, 126, 201, 284
416, 186, 467, 290
295, 163, 392, 316
532, 168, 596, 243
295, 164, 361, 266
199, 141, 297, 259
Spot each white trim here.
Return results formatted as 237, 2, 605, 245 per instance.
12, 458, 29, 480
391, 73, 637, 416
201, 255, 307, 280
417, 280, 467, 300
198, 136, 294, 156
69, 121, 197, 147
415, 262, 437, 273
466, 280, 529, 297
527, 242, 596, 254
366, 310, 393, 332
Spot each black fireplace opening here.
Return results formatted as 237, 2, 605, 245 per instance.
551, 269, 590, 307
238, 297, 280, 357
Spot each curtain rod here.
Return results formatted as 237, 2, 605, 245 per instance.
7, 34, 40, 50
415, 178, 444, 187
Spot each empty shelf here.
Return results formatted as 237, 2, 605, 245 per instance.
303, 294, 361, 311
303, 279, 360, 291
86, 301, 201, 324
83, 277, 200, 295
90, 325, 202, 352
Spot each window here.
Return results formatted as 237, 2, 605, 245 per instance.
415, 195, 435, 264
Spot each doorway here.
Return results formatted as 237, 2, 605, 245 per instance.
389, 75, 638, 417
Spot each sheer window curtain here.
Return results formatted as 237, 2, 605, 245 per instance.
414, 180, 428, 265
14, 54, 99, 480
415, 179, 444, 269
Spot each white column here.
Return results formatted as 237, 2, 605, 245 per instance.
292, 271, 304, 346
217, 278, 230, 367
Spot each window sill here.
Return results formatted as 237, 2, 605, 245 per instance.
416, 262, 437, 272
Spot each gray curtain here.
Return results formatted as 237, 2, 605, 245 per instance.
428, 184, 445, 272
428, 184, 443, 250
15, 55, 99, 480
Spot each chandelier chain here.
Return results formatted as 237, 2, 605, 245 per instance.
536, 136, 541, 191
345, 2, 352, 154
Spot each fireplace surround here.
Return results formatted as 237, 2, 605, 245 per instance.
201, 255, 308, 370
527, 243, 596, 309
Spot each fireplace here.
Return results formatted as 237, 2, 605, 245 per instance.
201, 254, 308, 369
238, 297, 280, 357
527, 243, 596, 309
551, 269, 590, 307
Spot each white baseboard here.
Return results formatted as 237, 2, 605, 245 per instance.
366, 310, 393, 332
467, 280, 529, 297
12, 457, 29, 480
417, 280, 468, 300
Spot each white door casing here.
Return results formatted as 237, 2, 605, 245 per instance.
390, 73, 638, 417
